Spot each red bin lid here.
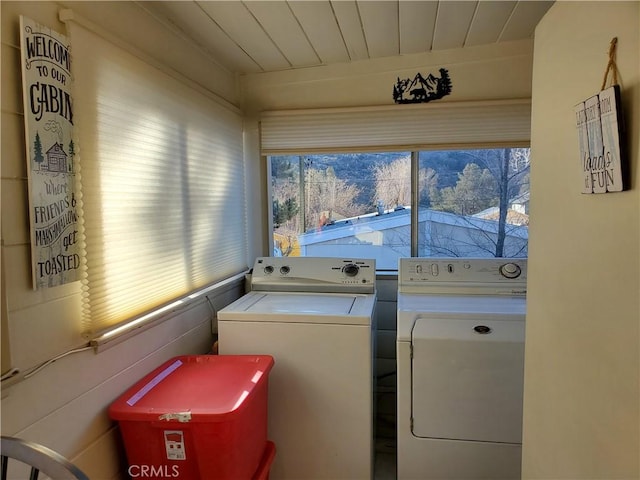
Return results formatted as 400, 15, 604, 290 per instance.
109, 355, 274, 423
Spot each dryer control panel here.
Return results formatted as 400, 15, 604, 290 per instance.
399, 258, 527, 295
251, 257, 376, 293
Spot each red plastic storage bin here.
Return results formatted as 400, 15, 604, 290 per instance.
109, 355, 275, 480
253, 441, 276, 480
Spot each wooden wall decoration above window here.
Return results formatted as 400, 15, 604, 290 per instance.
393, 69, 452, 104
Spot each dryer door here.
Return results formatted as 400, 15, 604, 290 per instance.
411, 315, 525, 444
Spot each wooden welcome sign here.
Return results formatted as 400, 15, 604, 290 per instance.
20, 16, 81, 289
574, 38, 627, 194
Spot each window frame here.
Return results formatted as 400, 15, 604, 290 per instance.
261, 100, 531, 268
267, 145, 530, 267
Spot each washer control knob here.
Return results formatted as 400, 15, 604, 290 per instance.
500, 263, 522, 279
342, 263, 360, 277
264, 265, 274, 274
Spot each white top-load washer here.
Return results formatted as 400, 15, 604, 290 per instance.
397, 258, 527, 480
218, 256, 376, 480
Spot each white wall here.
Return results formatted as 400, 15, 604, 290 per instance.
239, 38, 535, 113
239, 36, 537, 273
1, 2, 244, 479
523, 2, 639, 478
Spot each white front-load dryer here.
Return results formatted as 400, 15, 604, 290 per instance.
397, 258, 527, 480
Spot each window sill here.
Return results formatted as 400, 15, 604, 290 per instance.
90, 272, 247, 353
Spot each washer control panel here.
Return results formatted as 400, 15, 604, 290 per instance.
251, 257, 376, 293
399, 258, 527, 295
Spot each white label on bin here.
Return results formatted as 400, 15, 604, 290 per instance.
164, 430, 186, 460
126, 359, 183, 406
158, 411, 192, 422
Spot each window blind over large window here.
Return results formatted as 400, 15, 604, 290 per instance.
67, 21, 247, 335
260, 99, 531, 155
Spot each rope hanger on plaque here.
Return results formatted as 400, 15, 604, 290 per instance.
574, 37, 628, 194
600, 37, 618, 91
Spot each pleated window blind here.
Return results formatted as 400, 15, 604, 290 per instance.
68, 21, 247, 336
260, 100, 531, 155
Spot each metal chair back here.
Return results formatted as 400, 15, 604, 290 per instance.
1, 436, 89, 480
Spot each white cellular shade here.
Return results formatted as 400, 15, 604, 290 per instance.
260, 100, 531, 154
68, 22, 247, 335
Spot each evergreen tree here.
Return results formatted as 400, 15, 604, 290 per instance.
273, 197, 299, 226
437, 163, 497, 215
437, 68, 452, 97
68, 139, 75, 172
271, 156, 302, 232
33, 132, 44, 167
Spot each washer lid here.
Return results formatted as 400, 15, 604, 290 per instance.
218, 291, 376, 325
411, 317, 525, 444
245, 293, 356, 315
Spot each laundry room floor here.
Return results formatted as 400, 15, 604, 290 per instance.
374, 438, 396, 479
374, 389, 397, 479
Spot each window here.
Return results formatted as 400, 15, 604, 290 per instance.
68, 20, 248, 337
417, 148, 529, 259
270, 148, 529, 269
261, 100, 531, 269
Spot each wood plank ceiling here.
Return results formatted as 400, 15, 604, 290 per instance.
140, 1, 554, 75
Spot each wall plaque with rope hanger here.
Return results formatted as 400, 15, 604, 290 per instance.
574, 37, 628, 194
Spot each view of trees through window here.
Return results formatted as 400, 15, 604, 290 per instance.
270, 148, 529, 269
